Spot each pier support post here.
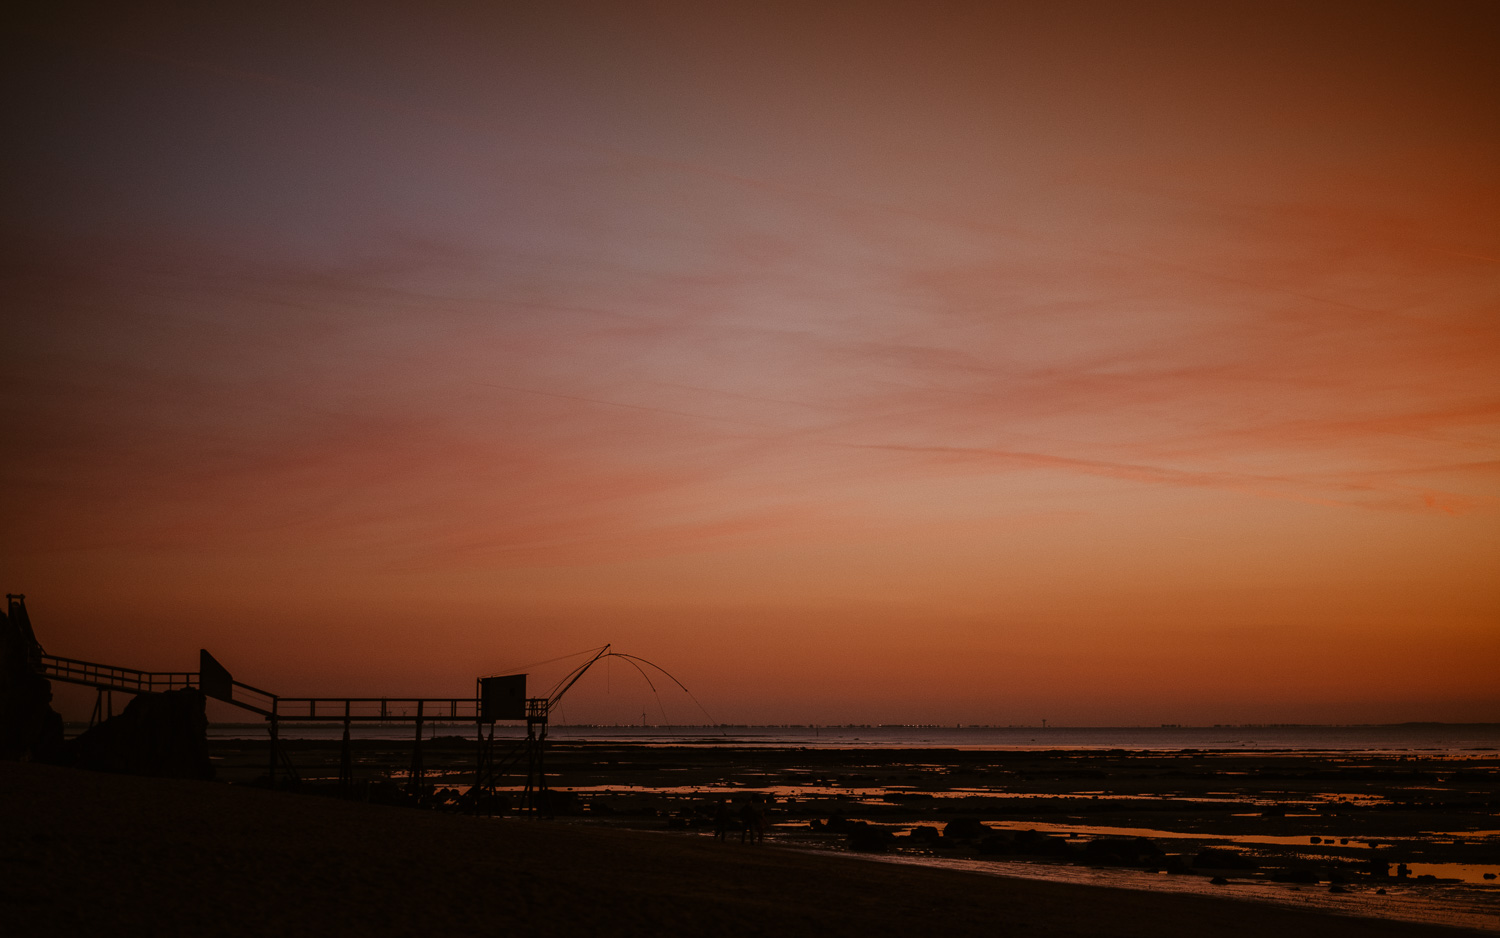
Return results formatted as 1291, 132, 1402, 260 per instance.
267, 699, 279, 788
523, 697, 548, 816
407, 700, 425, 798
339, 703, 353, 796
471, 720, 488, 814
88, 688, 112, 728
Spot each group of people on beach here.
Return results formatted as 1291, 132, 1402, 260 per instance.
712, 795, 768, 844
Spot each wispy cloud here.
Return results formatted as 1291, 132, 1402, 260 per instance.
6, 0, 1498, 720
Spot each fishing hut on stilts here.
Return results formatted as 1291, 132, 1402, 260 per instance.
11, 597, 707, 814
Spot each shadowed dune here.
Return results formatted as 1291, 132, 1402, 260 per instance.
2, 762, 1486, 937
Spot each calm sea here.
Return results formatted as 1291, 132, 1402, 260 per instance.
207, 722, 1500, 752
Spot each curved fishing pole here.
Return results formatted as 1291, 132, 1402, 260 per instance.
544, 644, 612, 707
484, 645, 718, 726
606, 653, 672, 724
606, 652, 718, 726
610, 654, 659, 695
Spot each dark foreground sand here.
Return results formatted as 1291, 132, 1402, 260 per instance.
3, 762, 1487, 938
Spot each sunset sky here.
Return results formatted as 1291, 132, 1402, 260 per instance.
5, 1, 1497, 725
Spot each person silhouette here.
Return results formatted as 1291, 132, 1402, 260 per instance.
740, 796, 766, 845
713, 799, 733, 841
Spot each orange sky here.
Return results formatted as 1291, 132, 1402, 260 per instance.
4, 1, 1497, 724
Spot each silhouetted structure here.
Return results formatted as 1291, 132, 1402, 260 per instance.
470, 646, 614, 815
3, 596, 647, 811
8, 596, 700, 810
1, 596, 65, 762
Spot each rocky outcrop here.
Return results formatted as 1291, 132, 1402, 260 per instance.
977, 828, 1071, 857
845, 821, 896, 852
942, 817, 988, 842
1194, 847, 1258, 870
1082, 836, 1165, 866
64, 688, 214, 779
906, 824, 942, 844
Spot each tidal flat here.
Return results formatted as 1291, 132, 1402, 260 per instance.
7, 754, 1495, 938
201, 735, 1500, 931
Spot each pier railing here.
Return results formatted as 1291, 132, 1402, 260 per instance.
38, 653, 485, 723
264, 697, 482, 722
39, 654, 198, 695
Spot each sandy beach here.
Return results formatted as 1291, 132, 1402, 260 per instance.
4, 760, 1490, 938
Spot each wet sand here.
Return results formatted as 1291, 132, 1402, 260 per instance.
205, 735, 1500, 929
4, 759, 1491, 937
210, 737, 1500, 862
